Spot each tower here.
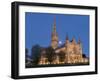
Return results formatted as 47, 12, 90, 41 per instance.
71, 37, 77, 54
38, 49, 49, 65
51, 18, 58, 49
64, 35, 70, 63
78, 38, 82, 54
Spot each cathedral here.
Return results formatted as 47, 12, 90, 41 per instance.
38, 19, 89, 65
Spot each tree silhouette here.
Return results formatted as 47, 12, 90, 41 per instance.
25, 48, 28, 63
31, 44, 41, 65
82, 54, 86, 58
46, 47, 55, 63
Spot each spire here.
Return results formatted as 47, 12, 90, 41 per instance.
71, 36, 76, 44
51, 17, 58, 49
78, 37, 81, 44
54, 16, 56, 26
52, 17, 58, 37
65, 34, 69, 47
52, 16, 56, 33
72, 36, 75, 41
65, 34, 69, 43
66, 34, 69, 40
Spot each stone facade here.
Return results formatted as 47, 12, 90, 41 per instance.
38, 19, 89, 65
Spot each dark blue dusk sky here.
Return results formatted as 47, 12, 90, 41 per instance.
25, 12, 89, 57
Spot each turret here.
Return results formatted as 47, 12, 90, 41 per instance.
71, 37, 76, 45
65, 35, 69, 47
78, 38, 82, 54
78, 37, 81, 44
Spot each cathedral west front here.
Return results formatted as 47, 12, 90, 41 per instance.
38, 19, 89, 65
